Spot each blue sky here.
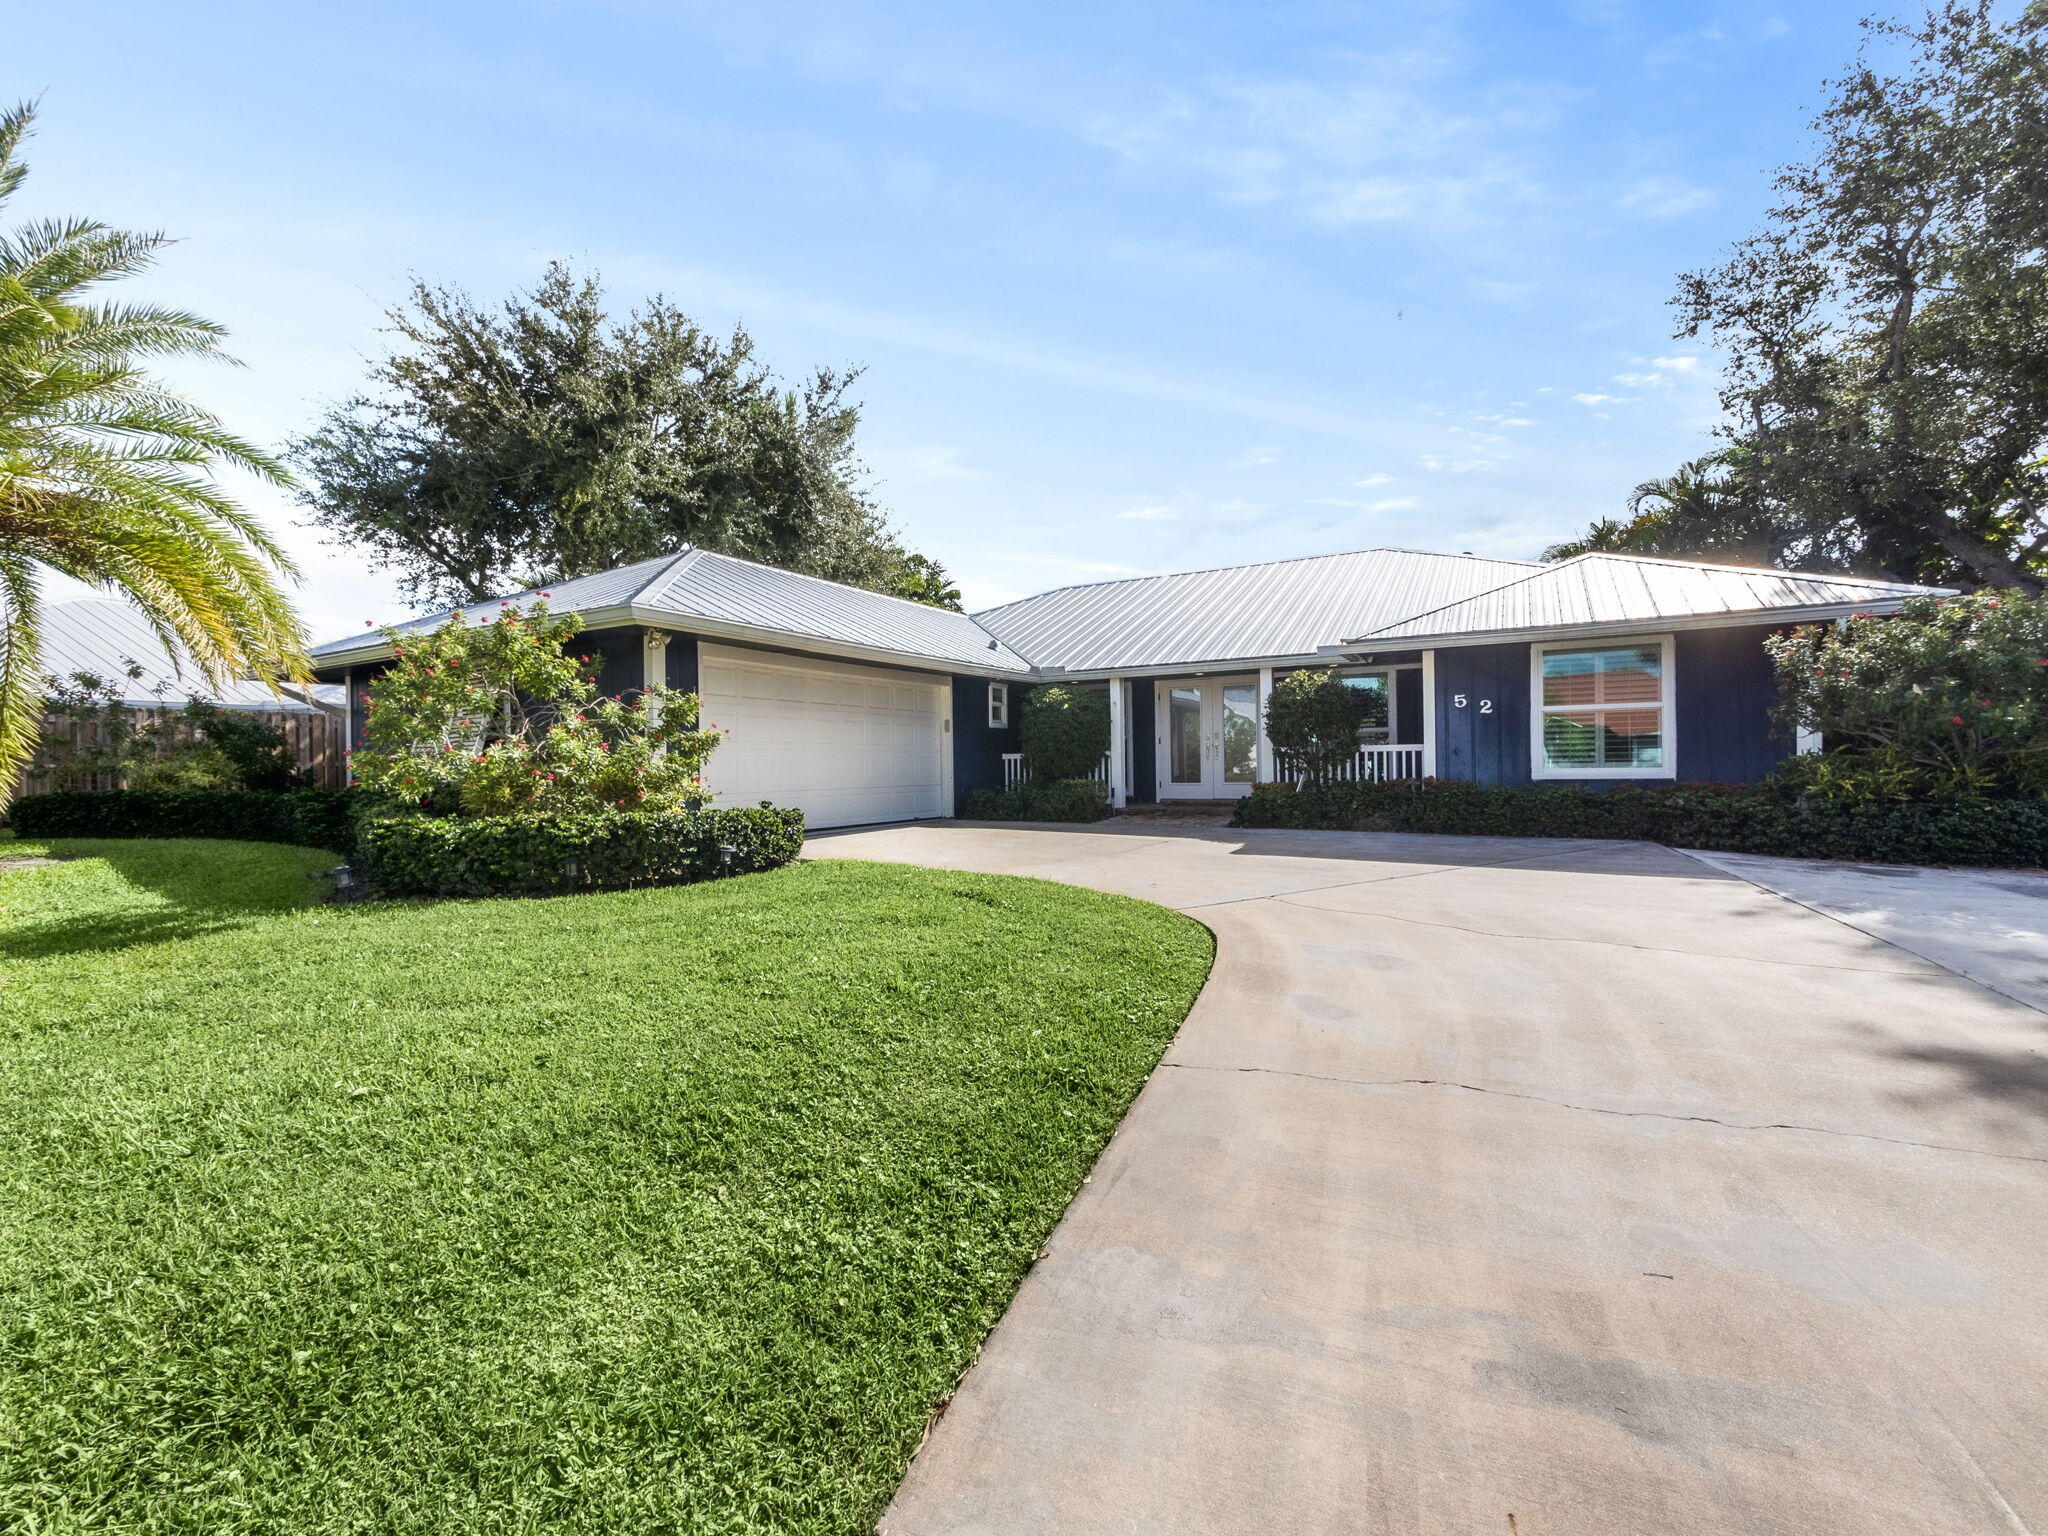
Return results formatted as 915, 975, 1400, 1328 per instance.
15, 0, 1892, 638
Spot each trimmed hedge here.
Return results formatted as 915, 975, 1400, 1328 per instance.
961, 779, 1113, 823
9, 788, 360, 854
354, 806, 806, 898
1232, 778, 2048, 869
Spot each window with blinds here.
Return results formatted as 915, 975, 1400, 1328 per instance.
1533, 639, 1672, 777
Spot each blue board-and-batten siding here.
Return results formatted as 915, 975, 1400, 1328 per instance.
1431, 624, 1794, 788
952, 677, 1023, 800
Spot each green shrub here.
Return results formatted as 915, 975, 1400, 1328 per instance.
1232, 778, 2048, 868
175, 699, 303, 791
351, 601, 722, 815
1263, 668, 1365, 784
961, 778, 1113, 822
8, 788, 362, 853
1768, 590, 2048, 797
1019, 684, 1110, 782
354, 806, 805, 898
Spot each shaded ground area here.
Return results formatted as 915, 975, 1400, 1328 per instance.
808, 822, 2048, 1536
0, 839, 1210, 1536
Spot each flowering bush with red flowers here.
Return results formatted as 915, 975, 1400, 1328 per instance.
351, 603, 723, 815
1765, 591, 2048, 799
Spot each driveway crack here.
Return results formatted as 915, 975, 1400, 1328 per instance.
1160, 1062, 2048, 1165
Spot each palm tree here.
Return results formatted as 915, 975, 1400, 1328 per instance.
0, 102, 307, 800
1539, 516, 1643, 562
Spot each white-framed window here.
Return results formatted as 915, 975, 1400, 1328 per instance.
1531, 636, 1675, 779
1341, 670, 1393, 744
988, 680, 1009, 729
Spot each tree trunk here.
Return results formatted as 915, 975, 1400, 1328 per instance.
1930, 520, 2046, 594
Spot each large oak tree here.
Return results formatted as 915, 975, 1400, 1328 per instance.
1674, 1, 2048, 592
294, 264, 930, 606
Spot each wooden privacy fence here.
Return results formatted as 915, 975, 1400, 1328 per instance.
15, 705, 346, 797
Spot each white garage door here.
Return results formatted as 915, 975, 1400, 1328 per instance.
698, 643, 951, 829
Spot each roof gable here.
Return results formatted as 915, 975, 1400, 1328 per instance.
309, 548, 1033, 675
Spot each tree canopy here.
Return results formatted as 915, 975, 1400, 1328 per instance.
293, 264, 933, 606
1543, 3, 2047, 590
1675, 1, 2048, 591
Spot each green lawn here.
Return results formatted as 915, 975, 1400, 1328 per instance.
0, 838, 1211, 1535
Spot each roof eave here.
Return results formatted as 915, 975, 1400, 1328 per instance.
310, 601, 1031, 679
1335, 598, 1931, 653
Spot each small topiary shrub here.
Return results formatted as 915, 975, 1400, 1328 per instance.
960, 778, 1113, 823
1019, 684, 1110, 782
1231, 777, 2048, 868
9, 788, 362, 853
1263, 668, 1364, 784
354, 805, 806, 898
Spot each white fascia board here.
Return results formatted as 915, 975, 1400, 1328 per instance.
1046, 651, 1340, 683
625, 605, 1028, 680
1334, 600, 1919, 654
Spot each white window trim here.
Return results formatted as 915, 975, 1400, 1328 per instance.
1529, 633, 1677, 781
988, 680, 1009, 730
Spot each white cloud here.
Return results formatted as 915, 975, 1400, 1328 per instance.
1230, 446, 1280, 467
1475, 412, 1535, 427
901, 446, 985, 480
1615, 176, 1716, 220
1306, 496, 1360, 507
1651, 355, 1702, 372
1369, 496, 1421, 511
1572, 392, 1617, 405
1116, 504, 1177, 521
1353, 473, 1395, 486
1610, 371, 1664, 388
1419, 454, 1499, 473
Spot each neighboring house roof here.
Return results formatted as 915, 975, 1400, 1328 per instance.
308, 548, 1036, 677
1347, 553, 1950, 647
41, 598, 341, 710
971, 548, 1541, 675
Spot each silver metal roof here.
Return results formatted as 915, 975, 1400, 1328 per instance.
43, 598, 341, 710
971, 548, 1541, 674
1350, 553, 1950, 645
310, 548, 1035, 676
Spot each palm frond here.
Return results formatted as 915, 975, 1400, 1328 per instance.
0, 103, 34, 212
0, 551, 41, 792
0, 100, 311, 804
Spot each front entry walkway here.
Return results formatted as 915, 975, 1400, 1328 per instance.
807, 822, 2048, 1536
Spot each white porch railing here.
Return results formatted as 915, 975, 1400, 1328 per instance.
1272, 744, 1425, 785
1001, 752, 1110, 789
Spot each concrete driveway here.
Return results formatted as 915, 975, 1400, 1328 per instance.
807, 821, 2048, 1536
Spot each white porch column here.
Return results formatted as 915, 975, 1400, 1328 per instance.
641, 629, 671, 729
1107, 677, 1129, 808
1420, 649, 1437, 778
1255, 666, 1275, 781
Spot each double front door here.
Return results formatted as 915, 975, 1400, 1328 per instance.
1156, 677, 1259, 799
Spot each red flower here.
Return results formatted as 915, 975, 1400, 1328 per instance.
1952, 715, 1964, 724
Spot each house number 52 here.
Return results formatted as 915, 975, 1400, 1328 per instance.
1452, 694, 1494, 713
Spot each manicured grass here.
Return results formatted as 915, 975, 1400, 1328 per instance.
0, 839, 1211, 1535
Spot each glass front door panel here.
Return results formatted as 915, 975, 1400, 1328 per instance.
1221, 685, 1258, 782
1168, 687, 1203, 784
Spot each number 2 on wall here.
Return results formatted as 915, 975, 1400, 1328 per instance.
1452, 694, 1494, 713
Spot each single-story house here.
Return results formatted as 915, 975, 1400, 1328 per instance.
308, 546, 1948, 829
